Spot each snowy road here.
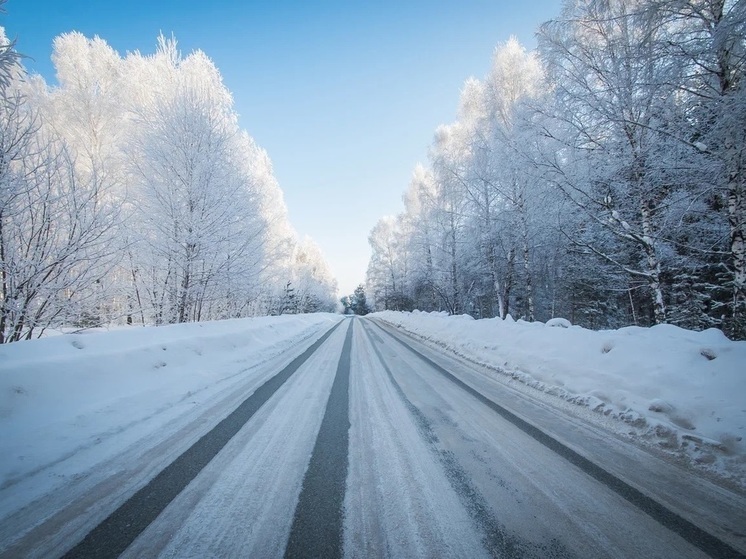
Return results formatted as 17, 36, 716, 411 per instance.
2, 317, 745, 558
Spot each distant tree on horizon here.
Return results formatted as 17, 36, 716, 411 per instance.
340, 295, 353, 314
350, 284, 369, 316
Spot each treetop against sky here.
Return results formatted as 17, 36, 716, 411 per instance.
4, 0, 561, 295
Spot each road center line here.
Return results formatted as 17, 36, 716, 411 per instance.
61, 320, 344, 559
284, 319, 353, 559
368, 319, 745, 559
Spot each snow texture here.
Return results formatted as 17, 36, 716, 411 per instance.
372, 310, 746, 484
0, 313, 342, 520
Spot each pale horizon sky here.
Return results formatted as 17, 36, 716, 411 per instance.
5, 0, 562, 297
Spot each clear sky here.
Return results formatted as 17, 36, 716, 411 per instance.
3, 0, 562, 297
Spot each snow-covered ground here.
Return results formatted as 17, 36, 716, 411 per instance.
2, 314, 744, 557
0, 313, 342, 519
371, 310, 746, 485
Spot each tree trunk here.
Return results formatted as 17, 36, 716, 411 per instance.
450, 239, 460, 314
519, 193, 535, 321
486, 242, 505, 319
640, 199, 667, 324
504, 247, 515, 318
522, 237, 535, 321
449, 214, 460, 314
726, 147, 745, 334
712, 0, 746, 337
425, 242, 437, 311
0, 213, 6, 344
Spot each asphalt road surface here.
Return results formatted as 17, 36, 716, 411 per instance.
2, 317, 745, 558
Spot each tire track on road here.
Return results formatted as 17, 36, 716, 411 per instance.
284, 319, 353, 559
368, 319, 745, 559
59, 320, 344, 559
361, 320, 567, 559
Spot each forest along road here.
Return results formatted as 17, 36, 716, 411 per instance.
2, 317, 745, 559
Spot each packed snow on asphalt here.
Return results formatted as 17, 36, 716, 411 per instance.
1, 311, 744, 499
1, 311, 745, 558
372, 310, 746, 487
0, 313, 344, 520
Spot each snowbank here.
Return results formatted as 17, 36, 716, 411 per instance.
0, 314, 341, 493
372, 311, 746, 479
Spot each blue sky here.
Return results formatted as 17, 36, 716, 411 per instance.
4, 0, 561, 296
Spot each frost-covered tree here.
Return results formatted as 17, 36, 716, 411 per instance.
351, 284, 370, 316
0, 27, 337, 339
127, 43, 250, 323
285, 236, 339, 313
367, 215, 414, 311
650, 0, 746, 335
537, 0, 741, 331
0, 3, 20, 90
0, 36, 116, 341
538, 0, 684, 324
367, 3, 745, 338
401, 165, 440, 311
458, 38, 548, 320
367, 38, 557, 322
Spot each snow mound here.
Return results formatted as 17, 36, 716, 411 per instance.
0, 313, 342, 504
372, 310, 746, 484
545, 317, 571, 328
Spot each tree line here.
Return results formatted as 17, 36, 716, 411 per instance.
366, 0, 746, 339
0, 21, 338, 342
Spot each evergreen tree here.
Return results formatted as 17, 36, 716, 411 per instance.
340, 296, 353, 314
351, 284, 370, 316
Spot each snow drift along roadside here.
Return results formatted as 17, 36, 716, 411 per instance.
0, 314, 342, 492
372, 310, 746, 480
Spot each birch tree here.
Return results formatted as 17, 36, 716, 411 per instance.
0, 46, 116, 341
653, 0, 746, 335
538, 0, 687, 324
